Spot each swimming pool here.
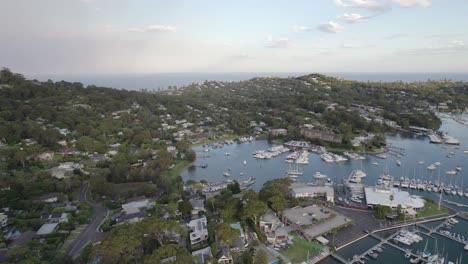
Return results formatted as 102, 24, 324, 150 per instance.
231, 223, 241, 230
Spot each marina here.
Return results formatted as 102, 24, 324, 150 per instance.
182, 117, 468, 263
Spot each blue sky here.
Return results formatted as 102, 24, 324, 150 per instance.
1, 0, 467, 74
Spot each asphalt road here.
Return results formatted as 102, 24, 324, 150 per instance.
78, 181, 89, 203
66, 181, 107, 259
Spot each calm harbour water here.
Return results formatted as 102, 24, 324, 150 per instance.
182, 117, 468, 263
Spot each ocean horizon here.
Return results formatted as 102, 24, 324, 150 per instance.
27, 72, 468, 91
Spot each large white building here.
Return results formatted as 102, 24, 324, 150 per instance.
364, 187, 425, 209
291, 185, 334, 203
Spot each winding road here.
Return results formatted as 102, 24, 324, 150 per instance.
65, 181, 107, 259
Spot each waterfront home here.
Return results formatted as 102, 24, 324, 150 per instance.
300, 127, 341, 143
290, 184, 334, 204
351, 133, 375, 147
269, 128, 288, 137
188, 216, 208, 245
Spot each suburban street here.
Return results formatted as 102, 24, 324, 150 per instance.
65, 181, 107, 259
78, 181, 89, 203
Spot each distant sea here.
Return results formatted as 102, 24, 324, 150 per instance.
27, 72, 468, 91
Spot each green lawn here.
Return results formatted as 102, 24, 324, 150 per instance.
279, 234, 323, 264
164, 160, 191, 178
191, 134, 238, 147
416, 203, 448, 218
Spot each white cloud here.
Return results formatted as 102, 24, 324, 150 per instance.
392, 0, 431, 8
291, 25, 313, 33
266, 36, 291, 48
383, 33, 409, 39
401, 40, 468, 56
232, 53, 252, 59
341, 43, 376, 49
338, 13, 368, 23
334, 0, 388, 11
128, 25, 176, 33
449, 40, 466, 48
317, 21, 345, 33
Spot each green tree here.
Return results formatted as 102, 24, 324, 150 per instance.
178, 199, 193, 219
143, 245, 194, 264
374, 205, 391, 220
243, 199, 267, 224
253, 249, 268, 264
167, 202, 177, 219
92, 225, 143, 263
227, 181, 241, 194
269, 195, 286, 213
216, 222, 240, 246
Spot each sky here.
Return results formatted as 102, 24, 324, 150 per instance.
1, 0, 468, 74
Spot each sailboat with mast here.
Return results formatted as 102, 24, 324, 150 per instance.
285, 162, 303, 177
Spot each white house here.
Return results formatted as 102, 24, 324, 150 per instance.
291, 186, 334, 203
188, 216, 208, 245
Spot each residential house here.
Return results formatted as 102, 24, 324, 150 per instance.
36, 151, 54, 162
259, 210, 284, 245
192, 246, 212, 263
114, 212, 147, 225
36, 223, 59, 236
216, 246, 233, 264
189, 197, 206, 217
122, 196, 151, 214
269, 128, 288, 137
188, 216, 208, 245
47, 162, 83, 179
164, 229, 182, 245
0, 213, 7, 228
167, 146, 177, 157
41, 213, 68, 223
9, 231, 36, 248
38, 193, 59, 203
